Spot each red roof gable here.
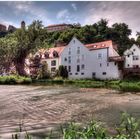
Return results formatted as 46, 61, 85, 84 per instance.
39, 46, 65, 59
85, 40, 113, 50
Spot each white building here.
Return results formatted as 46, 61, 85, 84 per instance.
124, 44, 140, 68
39, 47, 65, 73
61, 37, 123, 80
27, 37, 124, 79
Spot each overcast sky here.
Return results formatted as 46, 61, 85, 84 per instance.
0, 1, 140, 38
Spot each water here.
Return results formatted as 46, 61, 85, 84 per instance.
0, 85, 140, 138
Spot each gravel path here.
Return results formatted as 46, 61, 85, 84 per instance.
0, 85, 140, 138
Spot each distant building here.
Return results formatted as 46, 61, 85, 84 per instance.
0, 24, 6, 32
21, 21, 26, 29
123, 45, 140, 76
8, 25, 16, 32
46, 23, 72, 32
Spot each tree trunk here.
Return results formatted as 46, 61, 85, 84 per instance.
14, 58, 27, 76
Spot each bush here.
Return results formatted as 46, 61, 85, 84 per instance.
0, 75, 32, 85
58, 65, 68, 79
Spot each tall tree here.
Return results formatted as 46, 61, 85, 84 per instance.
13, 20, 47, 76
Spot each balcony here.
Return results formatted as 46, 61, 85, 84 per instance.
109, 56, 125, 62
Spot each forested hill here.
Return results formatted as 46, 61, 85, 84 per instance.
45, 19, 137, 55
1, 19, 140, 56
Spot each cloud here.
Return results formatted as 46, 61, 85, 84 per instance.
57, 9, 69, 19
5, 1, 52, 26
56, 9, 78, 24
71, 3, 77, 11
84, 1, 140, 38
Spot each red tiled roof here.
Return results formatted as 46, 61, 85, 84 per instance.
46, 24, 71, 28
39, 46, 65, 58
85, 40, 113, 50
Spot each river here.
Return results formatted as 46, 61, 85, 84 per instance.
0, 85, 140, 138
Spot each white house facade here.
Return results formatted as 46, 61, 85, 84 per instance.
61, 37, 123, 80
124, 44, 140, 68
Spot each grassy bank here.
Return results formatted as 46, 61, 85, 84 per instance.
0, 75, 32, 84
33, 78, 140, 92
0, 75, 139, 92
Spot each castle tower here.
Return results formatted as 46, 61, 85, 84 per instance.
21, 21, 25, 28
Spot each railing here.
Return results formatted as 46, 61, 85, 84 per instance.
109, 56, 125, 62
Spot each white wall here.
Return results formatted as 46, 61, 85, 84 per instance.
41, 58, 60, 72
61, 37, 121, 80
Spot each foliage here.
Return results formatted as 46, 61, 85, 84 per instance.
37, 61, 51, 79
115, 112, 140, 139
58, 65, 68, 79
44, 19, 134, 55
63, 121, 107, 139
0, 75, 32, 84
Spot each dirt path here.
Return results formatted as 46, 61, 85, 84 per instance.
0, 85, 140, 138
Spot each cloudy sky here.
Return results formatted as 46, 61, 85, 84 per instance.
0, 1, 140, 37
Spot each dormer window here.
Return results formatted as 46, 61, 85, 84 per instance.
53, 51, 59, 58
44, 52, 49, 58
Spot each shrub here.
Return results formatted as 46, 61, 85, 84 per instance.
115, 112, 140, 139
58, 65, 68, 79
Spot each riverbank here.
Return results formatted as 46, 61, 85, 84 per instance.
0, 75, 140, 92
33, 78, 140, 92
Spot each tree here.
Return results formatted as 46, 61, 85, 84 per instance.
0, 34, 17, 73
37, 61, 50, 79
13, 20, 48, 76
58, 65, 68, 79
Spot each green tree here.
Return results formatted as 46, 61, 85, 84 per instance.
58, 65, 68, 79
13, 20, 48, 76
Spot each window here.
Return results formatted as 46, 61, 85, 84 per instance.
102, 72, 106, 75
73, 40, 75, 43
69, 73, 72, 75
127, 55, 130, 57
100, 63, 102, 67
75, 73, 78, 75
81, 64, 85, 70
68, 56, 71, 63
53, 51, 59, 58
114, 62, 117, 65
65, 66, 67, 70
92, 72, 96, 78
51, 67, 56, 72
64, 57, 67, 61
133, 55, 139, 60
68, 48, 71, 55
44, 52, 49, 58
77, 65, 80, 72
98, 53, 102, 59
77, 47, 80, 54
68, 66, 71, 72
133, 49, 136, 51
81, 73, 84, 75
127, 64, 130, 67
77, 56, 80, 63
107, 63, 109, 67
133, 65, 139, 68
51, 60, 56, 66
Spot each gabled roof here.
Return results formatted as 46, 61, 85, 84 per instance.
85, 40, 113, 50
39, 46, 65, 59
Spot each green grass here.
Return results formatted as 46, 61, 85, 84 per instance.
0, 75, 32, 85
